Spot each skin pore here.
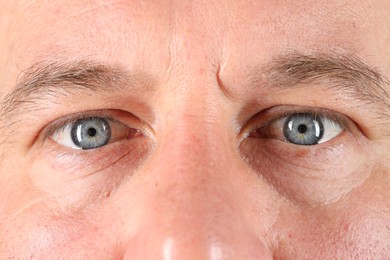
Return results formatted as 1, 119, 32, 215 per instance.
1, 0, 390, 258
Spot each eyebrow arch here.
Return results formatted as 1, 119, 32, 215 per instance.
1, 60, 152, 121
251, 52, 390, 111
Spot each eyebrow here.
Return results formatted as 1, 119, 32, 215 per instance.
1, 60, 152, 121
252, 52, 390, 111
2, 53, 389, 126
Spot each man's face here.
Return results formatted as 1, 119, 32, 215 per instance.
1, 0, 390, 258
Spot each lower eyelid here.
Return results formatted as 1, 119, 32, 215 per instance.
45, 136, 149, 175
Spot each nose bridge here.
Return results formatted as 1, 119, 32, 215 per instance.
122, 112, 273, 259
151, 110, 236, 226
161, 109, 225, 169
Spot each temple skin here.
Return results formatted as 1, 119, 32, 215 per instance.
1, 0, 390, 258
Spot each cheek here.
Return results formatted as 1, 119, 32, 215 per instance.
26, 138, 151, 207
0, 202, 123, 259
0, 209, 71, 258
272, 175, 390, 258
239, 137, 371, 205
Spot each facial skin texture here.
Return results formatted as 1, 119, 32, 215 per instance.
1, 0, 390, 258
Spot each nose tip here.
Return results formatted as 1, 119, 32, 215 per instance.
124, 227, 273, 260
122, 181, 274, 260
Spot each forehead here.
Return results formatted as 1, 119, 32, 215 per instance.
1, 0, 390, 81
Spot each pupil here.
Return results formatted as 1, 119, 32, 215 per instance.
297, 124, 307, 134
87, 128, 97, 137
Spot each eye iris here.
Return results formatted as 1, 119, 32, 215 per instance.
283, 114, 324, 145
71, 118, 111, 149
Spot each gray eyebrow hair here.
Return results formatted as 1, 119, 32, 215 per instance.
1, 60, 150, 121
256, 52, 390, 111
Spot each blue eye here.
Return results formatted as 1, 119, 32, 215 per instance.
251, 112, 344, 146
70, 118, 111, 149
51, 116, 140, 150
283, 114, 324, 145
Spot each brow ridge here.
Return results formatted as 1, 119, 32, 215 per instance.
258, 52, 390, 108
1, 60, 149, 120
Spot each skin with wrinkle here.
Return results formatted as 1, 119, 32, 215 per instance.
0, 0, 390, 259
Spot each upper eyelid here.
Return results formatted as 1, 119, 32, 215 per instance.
272, 109, 345, 123
240, 106, 351, 139
43, 111, 119, 141
263, 108, 348, 128
273, 112, 346, 130
38, 109, 156, 148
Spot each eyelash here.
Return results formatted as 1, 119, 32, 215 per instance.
42, 111, 117, 141
42, 106, 351, 150
243, 106, 350, 138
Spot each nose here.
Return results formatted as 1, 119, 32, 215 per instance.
123, 115, 274, 259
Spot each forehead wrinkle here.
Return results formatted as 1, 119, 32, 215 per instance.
66, 0, 136, 19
